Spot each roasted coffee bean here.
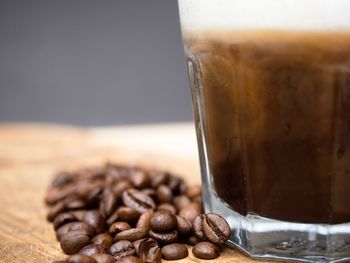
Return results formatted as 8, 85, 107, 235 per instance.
110, 240, 136, 260
56, 222, 94, 241
118, 255, 144, 263
149, 171, 169, 188
186, 185, 201, 199
91, 253, 116, 263
75, 181, 104, 200
156, 185, 173, 204
51, 171, 74, 188
202, 213, 231, 244
138, 238, 161, 263
161, 243, 188, 260
106, 210, 119, 226
83, 210, 105, 234
53, 212, 76, 230
65, 198, 86, 210
173, 195, 191, 211
114, 228, 147, 242
79, 244, 108, 256
53, 261, 66, 263
157, 203, 176, 215
72, 210, 87, 221
109, 222, 131, 236
141, 189, 156, 199
45, 185, 76, 205
185, 235, 200, 245
60, 230, 91, 255
113, 181, 132, 198
130, 170, 151, 189
133, 238, 145, 256
122, 189, 155, 213
136, 211, 153, 230
99, 187, 118, 218
91, 233, 113, 248
116, 207, 141, 225
176, 216, 192, 236
179, 203, 202, 223
85, 187, 103, 207
66, 254, 97, 263
193, 215, 205, 240
150, 211, 177, 232
192, 241, 219, 259
167, 176, 182, 194
76, 167, 105, 181
148, 230, 178, 245
47, 201, 66, 222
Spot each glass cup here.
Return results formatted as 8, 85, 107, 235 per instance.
178, 0, 350, 262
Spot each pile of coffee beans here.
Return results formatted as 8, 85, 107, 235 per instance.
45, 164, 231, 263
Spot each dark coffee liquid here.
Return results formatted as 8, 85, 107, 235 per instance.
185, 30, 350, 224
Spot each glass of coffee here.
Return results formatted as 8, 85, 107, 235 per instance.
178, 0, 350, 262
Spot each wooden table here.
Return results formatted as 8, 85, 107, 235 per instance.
0, 123, 273, 262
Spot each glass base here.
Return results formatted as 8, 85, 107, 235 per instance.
205, 192, 350, 263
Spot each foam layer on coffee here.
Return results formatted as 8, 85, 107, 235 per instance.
178, 0, 350, 31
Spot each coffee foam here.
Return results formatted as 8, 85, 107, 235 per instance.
178, 0, 350, 31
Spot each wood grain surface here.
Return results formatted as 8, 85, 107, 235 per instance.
0, 123, 275, 263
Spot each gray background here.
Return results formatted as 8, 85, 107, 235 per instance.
0, 0, 192, 126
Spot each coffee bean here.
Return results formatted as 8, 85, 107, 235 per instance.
85, 187, 103, 207
45, 185, 76, 205
202, 213, 231, 244
179, 203, 202, 223
91, 253, 116, 263
56, 222, 95, 241
130, 170, 151, 189
99, 187, 118, 218
109, 222, 131, 236
113, 181, 132, 198
83, 210, 105, 234
186, 185, 201, 199
114, 228, 147, 242
106, 210, 119, 226
116, 207, 141, 225
118, 255, 144, 263
79, 244, 108, 256
173, 195, 191, 211
65, 198, 86, 211
66, 254, 97, 263
53, 212, 76, 230
150, 211, 177, 232
122, 189, 155, 213
136, 211, 153, 230
47, 202, 66, 222
141, 189, 156, 199
176, 216, 192, 236
72, 210, 87, 221
60, 230, 91, 255
161, 243, 188, 260
110, 240, 136, 260
156, 185, 173, 204
133, 239, 144, 256
91, 233, 113, 248
138, 238, 161, 263
185, 235, 200, 245
167, 176, 182, 194
192, 241, 219, 259
192, 195, 203, 205
51, 171, 74, 188
148, 230, 178, 245
149, 171, 169, 188
193, 215, 205, 240
157, 204, 176, 215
